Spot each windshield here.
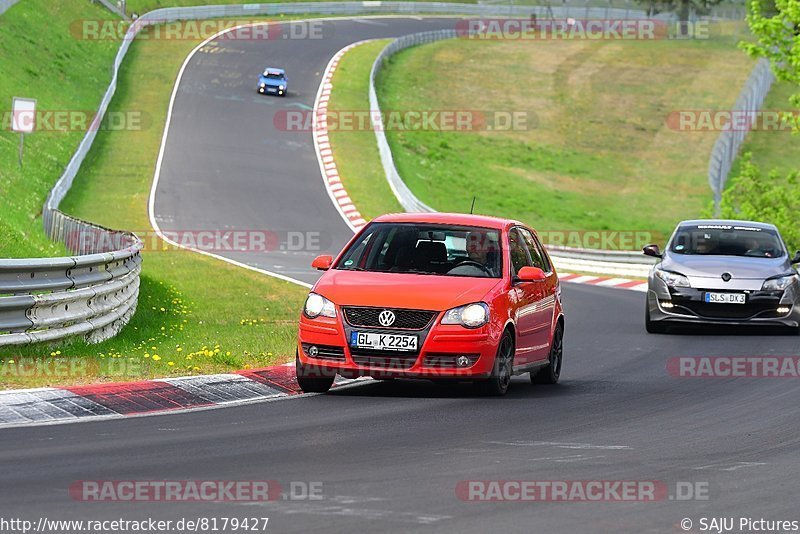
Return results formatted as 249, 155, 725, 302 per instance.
669, 224, 786, 258
263, 71, 283, 79
336, 223, 502, 278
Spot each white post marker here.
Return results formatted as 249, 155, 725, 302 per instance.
11, 97, 36, 167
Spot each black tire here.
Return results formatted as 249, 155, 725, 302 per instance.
477, 330, 514, 396
532, 323, 563, 385
645, 306, 666, 334
295, 352, 334, 393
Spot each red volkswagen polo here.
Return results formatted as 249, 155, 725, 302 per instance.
296, 213, 564, 395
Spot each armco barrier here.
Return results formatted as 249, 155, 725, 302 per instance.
708, 58, 775, 214
0, 216, 142, 346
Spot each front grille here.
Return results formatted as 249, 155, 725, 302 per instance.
343, 307, 436, 330
676, 301, 780, 320
301, 343, 345, 362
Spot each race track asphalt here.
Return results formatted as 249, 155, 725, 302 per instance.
3, 17, 799, 534
2, 283, 799, 532
151, 17, 462, 284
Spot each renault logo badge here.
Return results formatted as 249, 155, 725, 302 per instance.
721, 272, 732, 282
378, 310, 396, 327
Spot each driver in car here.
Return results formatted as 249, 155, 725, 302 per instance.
464, 231, 500, 277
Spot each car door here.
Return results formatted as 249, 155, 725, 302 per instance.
519, 227, 557, 360
507, 228, 542, 365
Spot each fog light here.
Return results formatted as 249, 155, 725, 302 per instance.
777, 307, 790, 315
660, 301, 674, 309
456, 355, 471, 367
308, 345, 319, 358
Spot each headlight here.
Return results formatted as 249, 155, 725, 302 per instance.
441, 302, 490, 328
260, 82, 266, 88
762, 274, 797, 291
279, 85, 285, 90
655, 268, 690, 288
304, 292, 336, 318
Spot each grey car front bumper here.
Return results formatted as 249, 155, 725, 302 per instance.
646, 276, 800, 328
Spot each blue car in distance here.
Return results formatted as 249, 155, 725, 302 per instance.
257, 67, 287, 97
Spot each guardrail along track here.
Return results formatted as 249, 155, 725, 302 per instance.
0, 213, 141, 346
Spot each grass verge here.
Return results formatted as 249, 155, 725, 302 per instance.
327, 39, 402, 219
374, 27, 754, 245
0, 19, 309, 389
0, 0, 119, 257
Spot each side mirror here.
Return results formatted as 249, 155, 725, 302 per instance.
311, 255, 333, 271
516, 266, 547, 282
792, 251, 800, 264
643, 244, 662, 259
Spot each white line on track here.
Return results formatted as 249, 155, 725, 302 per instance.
486, 440, 633, 450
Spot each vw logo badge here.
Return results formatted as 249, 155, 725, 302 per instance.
456, 355, 471, 367
721, 272, 732, 282
378, 310, 396, 327
308, 345, 319, 358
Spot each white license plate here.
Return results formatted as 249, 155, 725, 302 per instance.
704, 292, 746, 304
350, 331, 417, 352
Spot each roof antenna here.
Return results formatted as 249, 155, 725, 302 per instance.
470, 197, 476, 214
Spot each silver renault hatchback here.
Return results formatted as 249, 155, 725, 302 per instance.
643, 220, 800, 333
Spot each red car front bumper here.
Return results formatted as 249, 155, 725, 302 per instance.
297, 313, 502, 379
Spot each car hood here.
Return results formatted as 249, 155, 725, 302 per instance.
313, 270, 503, 311
662, 254, 791, 280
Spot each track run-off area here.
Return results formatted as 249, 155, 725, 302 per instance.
2, 17, 799, 534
